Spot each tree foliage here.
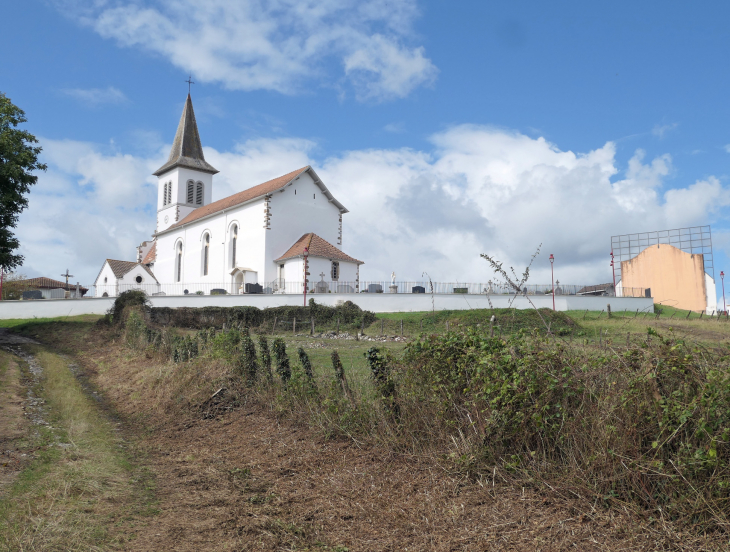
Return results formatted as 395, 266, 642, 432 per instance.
0, 92, 46, 270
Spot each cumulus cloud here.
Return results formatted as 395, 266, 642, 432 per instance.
17, 127, 730, 289
60, 0, 436, 101
61, 86, 128, 106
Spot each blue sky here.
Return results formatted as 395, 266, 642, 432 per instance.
3, 1, 730, 304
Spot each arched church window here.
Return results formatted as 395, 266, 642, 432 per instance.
203, 233, 210, 276
187, 181, 194, 204
331, 261, 339, 281
176, 242, 183, 283
231, 225, 238, 268
196, 182, 204, 205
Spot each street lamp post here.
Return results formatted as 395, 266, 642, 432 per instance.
721, 271, 726, 316
549, 254, 555, 311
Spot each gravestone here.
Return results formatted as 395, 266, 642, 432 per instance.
368, 284, 383, 293
244, 283, 262, 294
315, 272, 328, 293
22, 290, 43, 300
453, 287, 468, 294
412, 286, 425, 293
336, 284, 354, 293
211, 288, 228, 295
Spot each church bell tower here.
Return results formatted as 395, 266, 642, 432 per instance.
153, 94, 218, 233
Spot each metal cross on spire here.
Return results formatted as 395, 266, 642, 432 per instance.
61, 269, 74, 287
185, 74, 195, 94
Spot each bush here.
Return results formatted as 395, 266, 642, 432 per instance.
108, 290, 150, 325
272, 338, 291, 384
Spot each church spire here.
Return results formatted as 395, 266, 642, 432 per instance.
153, 94, 219, 176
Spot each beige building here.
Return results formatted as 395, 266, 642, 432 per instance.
619, 244, 717, 313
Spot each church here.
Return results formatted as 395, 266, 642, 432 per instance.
94, 94, 363, 297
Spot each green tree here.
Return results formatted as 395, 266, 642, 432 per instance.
0, 92, 46, 270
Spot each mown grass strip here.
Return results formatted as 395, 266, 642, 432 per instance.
0, 345, 154, 551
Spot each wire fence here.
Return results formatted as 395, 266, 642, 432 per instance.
93, 281, 649, 298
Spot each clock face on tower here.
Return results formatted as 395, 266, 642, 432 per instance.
164, 215, 169, 224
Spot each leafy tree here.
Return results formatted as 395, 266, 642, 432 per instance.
0, 92, 46, 270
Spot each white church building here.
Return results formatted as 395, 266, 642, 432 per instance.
94, 94, 363, 297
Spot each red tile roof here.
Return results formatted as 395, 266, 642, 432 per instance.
142, 241, 157, 264
159, 166, 348, 234
17, 277, 89, 293
275, 233, 363, 264
164, 167, 308, 232
105, 259, 158, 282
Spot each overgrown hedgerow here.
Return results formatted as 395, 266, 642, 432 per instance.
118, 304, 730, 531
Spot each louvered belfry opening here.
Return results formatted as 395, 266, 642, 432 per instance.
196, 182, 204, 205
187, 181, 194, 203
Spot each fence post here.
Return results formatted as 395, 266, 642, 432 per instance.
311, 317, 315, 336
686, 310, 691, 320
627, 332, 630, 347
337, 318, 340, 334
293, 317, 296, 334
607, 304, 612, 318
400, 319, 403, 336
361, 318, 365, 336
489, 315, 495, 337
272, 317, 277, 333
381, 319, 384, 336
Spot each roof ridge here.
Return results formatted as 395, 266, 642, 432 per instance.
161, 166, 312, 233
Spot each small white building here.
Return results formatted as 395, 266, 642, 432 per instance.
94, 259, 160, 297
95, 93, 363, 296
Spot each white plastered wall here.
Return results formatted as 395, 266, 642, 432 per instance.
156, 167, 214, 233
266, 172, 343, 284
94, 262, 119, 297
706, 274, 718, 314
117, 266, 159, 294
154, 197, 267, 289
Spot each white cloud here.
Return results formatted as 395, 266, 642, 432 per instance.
652, 122, 678, 138
384, 122, 406, 133
17, 127, 730, 289
61, 0, 436, 101
61, 86, 128, 106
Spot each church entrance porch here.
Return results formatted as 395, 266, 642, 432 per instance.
229, 268, 258, 294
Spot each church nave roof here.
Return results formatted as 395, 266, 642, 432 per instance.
159, 165, 347, 234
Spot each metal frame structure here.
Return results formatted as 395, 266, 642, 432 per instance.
610, 226, 714, 284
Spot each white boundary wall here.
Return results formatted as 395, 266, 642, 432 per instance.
0, 294, 654, 320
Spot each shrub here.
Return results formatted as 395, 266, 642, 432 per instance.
272, 338, 291, 383
108, 290, 150, 325
258, 335, 273, 383
240, 330, 259, 385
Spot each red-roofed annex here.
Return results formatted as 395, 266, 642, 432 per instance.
94, 94, 363, 297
